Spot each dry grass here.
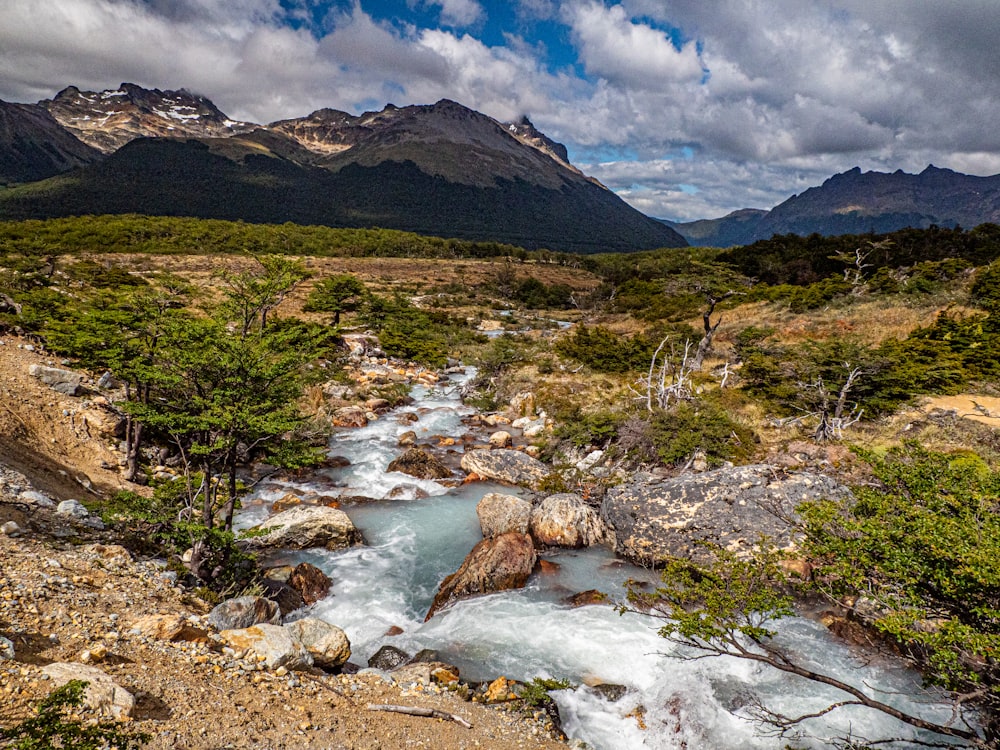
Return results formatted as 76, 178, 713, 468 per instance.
701, 293, 978, 350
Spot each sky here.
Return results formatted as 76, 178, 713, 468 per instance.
2, 0, 999, 222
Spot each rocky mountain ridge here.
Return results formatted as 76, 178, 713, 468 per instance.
0, 83, 686, 253
664, 165, 1000, 247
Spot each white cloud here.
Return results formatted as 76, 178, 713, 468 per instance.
1, 0, 1000, 220
425, 0, 484, 28
565, 2, 703, 88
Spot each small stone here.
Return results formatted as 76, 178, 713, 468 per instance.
0, 637, 14, 660
0, 521, 21, 537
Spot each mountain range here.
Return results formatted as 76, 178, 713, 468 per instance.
0, 84, 685, 254
663, 166, 1000, 246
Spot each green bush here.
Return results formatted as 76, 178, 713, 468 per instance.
0, 680, 149, 750
648, 401, 757, 466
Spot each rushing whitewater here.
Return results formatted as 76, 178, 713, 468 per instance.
239, 373, 962, 749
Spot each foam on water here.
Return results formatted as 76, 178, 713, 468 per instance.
242, 371, 968, 749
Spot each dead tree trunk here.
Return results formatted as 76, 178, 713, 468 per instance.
691, 291, 740, 371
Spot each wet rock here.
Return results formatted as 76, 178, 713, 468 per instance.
271, 492, 304, 514
476, 492, 532, 537
601, 465, 852, 566
426, 532, 537, 620
368, 645, 410, 671
285, 617, 351, 670
387, 448, 451, 480
129, 614, 209, 642
331, 406, 368, 428
260, 579, 305, 616
397, 411, 420, 424
590, 683, 628, 703
398, 430, 417, 447
28, 364, 83, 396
218, 624, 313, 671
365, 398, 391, 412
488, 430, 513, 448
246, 505, 362, 551
460, 449, 549, 489
537, 559, 561, 575
384, 625, 404, 637
207, 596, 281, 631
530, 493, 608, 548
565, 590, 608, 607
40, 663, 134, 718
288, 562, 332, 605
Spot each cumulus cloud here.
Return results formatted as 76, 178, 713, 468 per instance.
425, 0, 484, 28
565, 2, 703, 88
0, 0, 998, 220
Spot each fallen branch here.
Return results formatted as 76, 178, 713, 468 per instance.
366, 703, 473, 729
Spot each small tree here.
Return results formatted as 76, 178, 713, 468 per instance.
304, 273, 368, 326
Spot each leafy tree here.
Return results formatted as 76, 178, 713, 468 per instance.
624, 445, 999, 747
303, 273, 368, 325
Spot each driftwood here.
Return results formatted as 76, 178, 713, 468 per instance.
366, 703, 473, 729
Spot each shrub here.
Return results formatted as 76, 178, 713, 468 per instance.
0, 680, 149, 750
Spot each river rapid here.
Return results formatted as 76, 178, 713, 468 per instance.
237, 371, 963, 749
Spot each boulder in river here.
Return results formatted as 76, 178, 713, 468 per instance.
289, 562, 332, 605
331, 406, 368, 428
387, 447, 452, 480
425, 532, 537, 620
476, 492, 532, 537
530, 493, 608, 548
600, 464, 852, 566
368, 644, 410, 671
247, 505, 362, 550
460, 449, 549, 489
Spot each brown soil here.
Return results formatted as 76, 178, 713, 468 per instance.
0, 337, 568, 748
0, 530, 566, 750
0, 337, 130, 502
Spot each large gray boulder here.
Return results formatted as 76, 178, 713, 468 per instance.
218, 624, 313, 671
601, 465, 852, 566
476, 492, 532, 537
425, 532, 536, 620
285, 617, 351, 669
530, 493, 608, 548
247, 505, 362, 550
460, 449, 549, 489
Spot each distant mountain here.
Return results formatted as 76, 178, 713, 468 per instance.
41, 83, 255, 152
660, 208, 766, 248
0, 100, 99, 184
665, 166, 1000, 247
0, 84, 685, 253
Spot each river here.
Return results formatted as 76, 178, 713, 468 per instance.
237, 371, 966, 749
